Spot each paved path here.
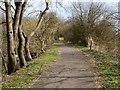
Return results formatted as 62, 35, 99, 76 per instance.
31, 43, 98, 88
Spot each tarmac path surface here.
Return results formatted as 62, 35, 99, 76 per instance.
31, 43, 99, 88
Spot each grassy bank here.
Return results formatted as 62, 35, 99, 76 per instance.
2, 45, 59, 88
83, 50, 119, 88
73, 44, 119, 88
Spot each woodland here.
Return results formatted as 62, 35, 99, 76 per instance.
0, 0, 120, 88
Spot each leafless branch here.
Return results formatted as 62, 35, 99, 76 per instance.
0, 6, 6, 12
11, 5, 15, 11
26, 10, 41, 17
29, 0, 49, 37
57, 2, 67, 12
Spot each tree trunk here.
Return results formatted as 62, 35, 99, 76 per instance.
16, 0, 31, 61
18, 26, 26, 68
0, 49, 7, 73
5, 1, 17, 75
17, 1, 28, 66
13, 1, 22, 55
24, 37, 32, 61
40, 39, 45, 53
90, 40, 92, 50
88, 36, 93, 50
23, 1, 49, 58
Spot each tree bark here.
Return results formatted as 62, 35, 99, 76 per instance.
17, 0, 31, 61
24, 36, 32, 61
17, 0, 27, 66
5, 1, 17, 75
13, 1, 22, 55
18, 26, 26, 67
0, 49, 7, 73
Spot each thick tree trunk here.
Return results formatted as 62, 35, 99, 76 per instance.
5, 1, 17, 75
24, 37, 32, 61
18, 26, 26, 67
13, 1, 22, 55
17, 1, 28, 66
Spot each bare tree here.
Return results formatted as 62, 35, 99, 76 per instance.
23, 1, 49, 61
72, 2, 107, 50
87, 2, 106, 50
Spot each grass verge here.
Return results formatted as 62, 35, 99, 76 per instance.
2, 45, 59, 88
83, 49, 119, 88
73, 44, 119, 88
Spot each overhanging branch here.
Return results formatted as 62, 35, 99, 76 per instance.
29, 1, 49, 37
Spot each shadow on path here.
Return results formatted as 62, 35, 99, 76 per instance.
31, 43, 99, 88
